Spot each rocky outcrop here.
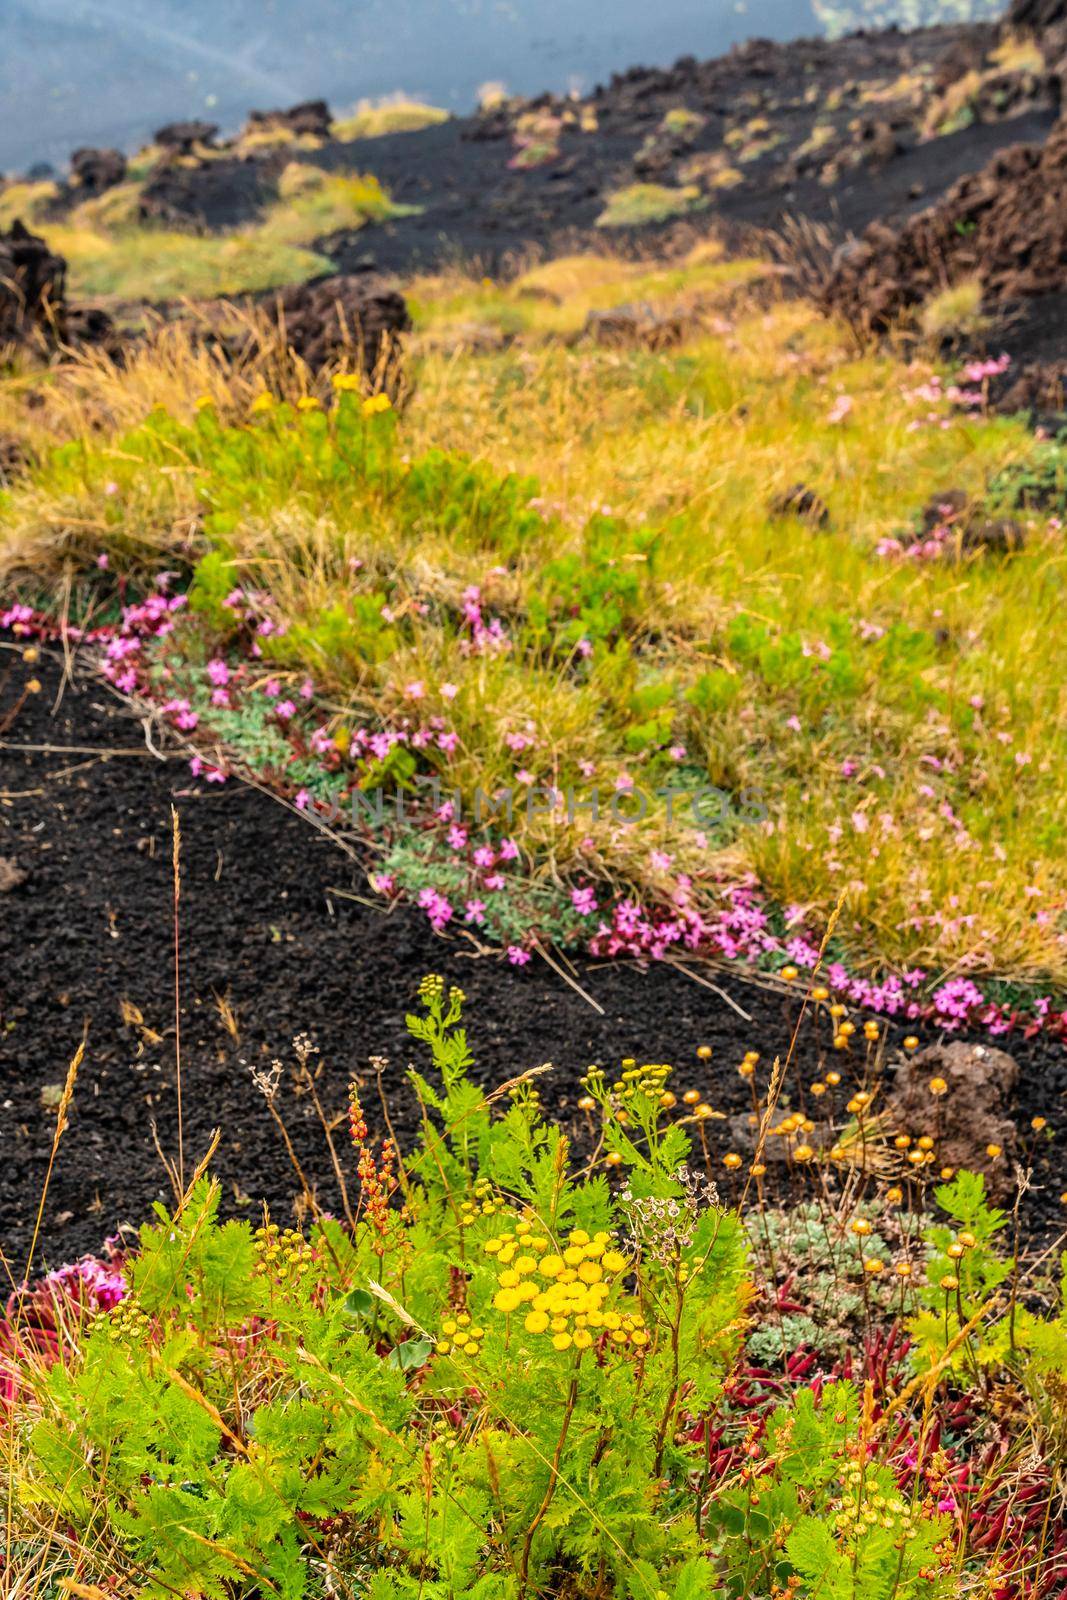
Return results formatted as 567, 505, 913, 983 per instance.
822, 117, 1067, 334
69, 147, 127, 195
153, 120, 219, 155
0, 219, 117, 355
0, 220, 65, 344
883, 1040, 1019, 1194
265, 271, 411, 387
246, 100, 332, 140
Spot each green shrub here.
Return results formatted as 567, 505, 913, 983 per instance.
17, 981, 749, 1598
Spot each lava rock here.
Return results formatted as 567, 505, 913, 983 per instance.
960, 515, 1026, 553
69, 147, 127, 196
769, 482, 830, 526
140, 157, 280, 231
246, 100, 332, 139
0, 219, 117, 356
0, 433, 29, 485
884, 1040, 1019, 1193
0, 857, 28, 894
921, 487, 969, 530
822, 116, 1067, 332
1009, 0, 1067, 30
153, 120, 219, 154
0, 220, 65, 346
265, 274, 411, 386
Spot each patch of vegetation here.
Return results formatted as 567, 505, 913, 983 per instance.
4, 163, 402, 303
595, 184, 707, 229
919, 276, 989, 344
2, 251, 1065, 987
332, 98, 450, 141
4, 982, 1066, 1597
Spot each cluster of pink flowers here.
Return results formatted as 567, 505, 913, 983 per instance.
0, 601, 36, 633
96, 588, 188, 695
5, 584, 1062, 1045
2, 1246, 127, 1408
43, 1253, 127, 1310
876, 498, 965, 562
417, 886, 454, 932
903, 356, 1010, 432
459, 585, 510, 656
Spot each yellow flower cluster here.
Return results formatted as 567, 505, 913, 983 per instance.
330, 373, 393, 416
580, 1059, 673, 1114
253, 1222, 314, 1285
101, 1298, 150, 1344
458, 1177, 504, 1226
483, 1223, 647, 1352
437, 1313, 486, 1359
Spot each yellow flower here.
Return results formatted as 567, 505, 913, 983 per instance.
249, 391, 275, 414
539, 1255, 565, 1278
552, 1332, 572, 1351
296, 395, 320, 411
601, 1250, 627, 1274
494, 1288, 521, 1312
577, 1262, 603, 1284
498, 1269, 520, 1288
630, 1328, 650, 1347
362, 391, 392, 416
573, 1328, 594, 1349
195, 393, 214, 409
563, 1245, 585, 1266
525, 1310, 550, 1333
331, 372, 362, 392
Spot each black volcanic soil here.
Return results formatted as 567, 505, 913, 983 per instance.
98, 18, 1067, 374
1, 643, 1064, 1269
306, 25, 1055, 274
